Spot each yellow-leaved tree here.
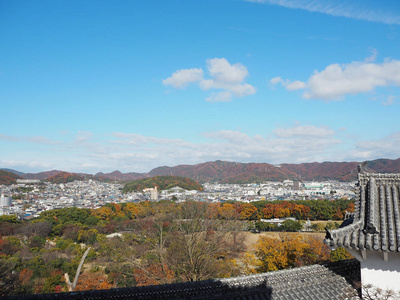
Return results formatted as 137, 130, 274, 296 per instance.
255, 233, 330, 272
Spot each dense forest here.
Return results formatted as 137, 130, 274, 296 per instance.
122, 176, 203, 193
0, 199, 354, 296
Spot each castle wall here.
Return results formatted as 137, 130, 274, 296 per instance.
360, 251, 400, 292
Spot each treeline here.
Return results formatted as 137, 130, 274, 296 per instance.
251, 198, 355, 220
34, 198, 355, 227
0, 199, 354, 296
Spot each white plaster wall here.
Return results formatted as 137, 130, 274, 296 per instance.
361, 251, 400, 292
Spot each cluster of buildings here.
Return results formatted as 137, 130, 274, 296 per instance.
200, 180, 355, 202
0, 179, 355, 219
0, 180, 124, 218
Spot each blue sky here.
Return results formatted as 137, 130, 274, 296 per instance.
1, 0, 400, 173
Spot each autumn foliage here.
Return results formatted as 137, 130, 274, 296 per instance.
134, 264, 174, 286
75, 272, 113, 291
255, 233, 331, 272
262, 202, 309, 219
0, 170, 22, 185
0, 198, 355, 297
123, 175, 203, 193
46, 172, 84, 183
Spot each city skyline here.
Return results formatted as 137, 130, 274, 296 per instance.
1, 0, 400, 173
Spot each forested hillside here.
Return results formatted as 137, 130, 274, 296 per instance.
46, 172, 84, 184
122, 176, 203, 193
0, 170, 22, 185
148, 159, 400, 183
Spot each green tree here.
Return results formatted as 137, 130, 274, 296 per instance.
0, 215, 20, 224
42, 271, 64, 293
0, 259, 18, 296
254, 221, 277, 232
280, 219, 302, 232
330, 247, 353, 261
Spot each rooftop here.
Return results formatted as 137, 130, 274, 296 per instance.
6, 259, 360, 300
325, 169, 400, 252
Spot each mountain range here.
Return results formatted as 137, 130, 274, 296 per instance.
1, 158, 400, 184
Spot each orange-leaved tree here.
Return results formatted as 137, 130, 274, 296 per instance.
255, 233, 331, 272
133, 264, 174, 286
123, 203, 140, 219
262, 204, 275, 219
238, 203, 259, 220
205, 203, 220, 219
75, 272, 113, 291
218, 203, 238, 220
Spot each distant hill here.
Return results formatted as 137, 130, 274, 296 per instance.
147, 159, 400, 183
3, 158, 400, 184
0, 170, 22, 185
22, 170, 63, 180
0, 168, 25, 177
362, 158, 400, 173
46, 172, 84, 184
278, 161, 360, 182
148, 160, 300, 183
122, 176, 203, 193
94, 170, 147, 182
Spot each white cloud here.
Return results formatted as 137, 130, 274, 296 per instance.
206, 58, 249, 84
4, 127, 399, 174
286, 81, 306, 91
76, 131, 94, 143
269, 77, 304, 91
350, 132, 400, 160
304, 59, 400, 100
0, 134, 61, 145
205, 91, 233, 102
271, 54, 400, 101
111, 132, 194, 148
199, 126, 342, 164
0, 160, 53, 172
274, 125, 335, 138
203, 130, 253, 144
270, 77, 284, 85
163, 58, 256, 102
13, 126, 341, 173
246, 0, 400, 25
162, 68, 204, 89
365, 48, 379, 63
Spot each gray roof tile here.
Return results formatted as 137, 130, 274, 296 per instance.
325, 171, 400, 252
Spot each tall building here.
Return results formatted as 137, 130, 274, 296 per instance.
0, 194, 12, 207
143, 186, 158, 201
150, 186, 158, 201
293, 180, 300, 191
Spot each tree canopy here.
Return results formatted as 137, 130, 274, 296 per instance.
122, 176, 203, 193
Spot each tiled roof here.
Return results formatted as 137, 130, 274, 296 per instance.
325, 171, 400, 252
4, 260, 360, 300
